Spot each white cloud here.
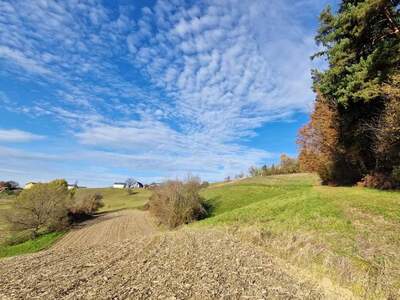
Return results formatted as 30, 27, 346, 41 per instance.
0, 46, 53, 75
0, 129, 45, 142
0, 0, 334, 184
126, 0, 324, 144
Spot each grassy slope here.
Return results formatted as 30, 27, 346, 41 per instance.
0, 194, 14, 243
0, 232, 65, 258
75, 188, 151, 212
197, 174, 400, 298
0, 188, 151, 258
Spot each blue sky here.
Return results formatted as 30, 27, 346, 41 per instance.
0, 0, 336, 186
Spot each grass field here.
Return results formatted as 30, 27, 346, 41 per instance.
196, 173, 400, 298
0, 194, 15, 244
75, 188, 151, 212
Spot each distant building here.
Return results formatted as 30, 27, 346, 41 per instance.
146, 182, 160, 189
67, 184, 78, 190
24, 182, 37, 189
113, 182, 126, 189
133, 181, 144, 189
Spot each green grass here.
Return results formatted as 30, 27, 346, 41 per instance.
0, 231, 65, 258
196, 173, 400, 298
0, 194, 15, 243
1, 195, 65, 258
76, 188, 152, 212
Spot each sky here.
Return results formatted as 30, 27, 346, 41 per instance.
0, 0, 337, 187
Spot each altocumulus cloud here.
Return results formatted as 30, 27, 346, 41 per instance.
0, 0, 330, 184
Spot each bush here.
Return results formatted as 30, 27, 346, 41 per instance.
4, 179, 71, 238
358, 173, 398, 190
3, 179, 104, 240
148, 177, 207, 228
200, 181, 210, 188
68, 193, 103, 220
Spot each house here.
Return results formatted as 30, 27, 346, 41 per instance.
133, 181, 144, 189
24, 182, 37, 189
113, 182, 126, 189
67, 184, 77, 190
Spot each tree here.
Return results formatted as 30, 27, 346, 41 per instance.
249, 166, 259, 177
298, 94, 344, 184
279, 154, 300, 174
3, 179, 105, 239
302, 0, 400, 187
0, 181, 19, 191
125, 178, 137, 189
248, 154, 300, 177
5, 179, 71, 238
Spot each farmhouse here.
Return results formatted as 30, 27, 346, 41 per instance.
24, 182, 37, 189
113, 182, 126, 189
133, 181, 144, 189
67, 184, 77, 190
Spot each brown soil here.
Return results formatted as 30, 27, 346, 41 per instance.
0, 210, 347, 299
53, 210, 157, 250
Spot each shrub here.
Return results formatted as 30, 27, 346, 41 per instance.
358, 173, 397, 190
148, 177, 207, 228
200, 181, 210, 188
392, 166, 400, 185
4, 179, 71, 238
68, 193, 103, 220
3, 179, 104, 240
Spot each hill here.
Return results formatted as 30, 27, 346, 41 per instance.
75, 187, 151, 212
196, 174, 400, 298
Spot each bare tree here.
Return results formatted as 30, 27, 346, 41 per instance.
125, 178, 137, 189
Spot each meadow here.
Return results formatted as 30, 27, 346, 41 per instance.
197, 174, 400, 298
0, 193, 14, 244
75, 187, 151, 212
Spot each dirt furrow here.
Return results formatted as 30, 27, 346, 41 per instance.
53, 210, 157, 250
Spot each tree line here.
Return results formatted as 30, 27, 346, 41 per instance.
298, 0, 400, 189
249, 154, 300, 177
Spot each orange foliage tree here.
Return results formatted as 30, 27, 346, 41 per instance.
297, 94, 340, 184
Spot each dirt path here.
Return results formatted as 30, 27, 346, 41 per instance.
0, 210, 350, 299
53, 210, 156, 250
